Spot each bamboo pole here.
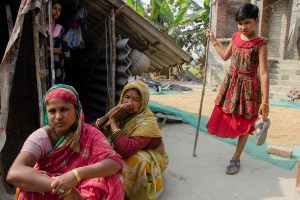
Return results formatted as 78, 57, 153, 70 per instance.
5, 4, 13, 37
32, 11, 43, 126
110, 8, 116, 108
48, 0, 55, 86
192, 0, 216, 157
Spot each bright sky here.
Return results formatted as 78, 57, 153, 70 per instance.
141, 0, 205, 6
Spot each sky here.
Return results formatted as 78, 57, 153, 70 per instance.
141, 0, 205, 6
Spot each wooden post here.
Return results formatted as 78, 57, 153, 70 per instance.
48, 1, 55, 86
32, 11, 43, 126
110, 8, 116, 108
5, 4, 13, 37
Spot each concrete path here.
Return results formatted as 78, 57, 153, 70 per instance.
1, 123, 299, 200
159, 123, 300, 200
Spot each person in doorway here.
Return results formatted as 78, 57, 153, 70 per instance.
7, 84, 124, 199
46, 0, 70, 84
205, 3, 270, 175
94, 80, 169, 200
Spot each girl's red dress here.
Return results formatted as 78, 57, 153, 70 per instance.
206, 32, 266, 139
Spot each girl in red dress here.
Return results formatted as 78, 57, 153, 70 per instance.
206, 3, 270, 175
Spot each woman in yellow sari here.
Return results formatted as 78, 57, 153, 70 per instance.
94, 80, 168, 200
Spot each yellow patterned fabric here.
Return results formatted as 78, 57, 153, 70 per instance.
103, 80, 168, 199
123, 150, 168, 200
118, 80, 161, 138
102, 80, 161, 138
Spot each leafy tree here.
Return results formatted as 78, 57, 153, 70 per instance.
124, 0, 210, 79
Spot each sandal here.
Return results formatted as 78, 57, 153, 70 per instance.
256, 118, 271, 146
226, 159, 240, 175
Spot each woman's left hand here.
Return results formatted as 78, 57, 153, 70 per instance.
50, 171, 78, 196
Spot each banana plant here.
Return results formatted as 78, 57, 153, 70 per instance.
124, 0, 210, 66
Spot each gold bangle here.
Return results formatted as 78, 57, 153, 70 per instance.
262, 102, 269, 106
213, 41, 220, 47
61, 188, 72, 197
72, 169, 81, 183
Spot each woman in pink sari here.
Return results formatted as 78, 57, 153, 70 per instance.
7, 84, 124, 200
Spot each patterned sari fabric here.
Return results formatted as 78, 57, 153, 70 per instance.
46, 24, 71, 84
102, 80, 169, 200
18, 84, 124, 200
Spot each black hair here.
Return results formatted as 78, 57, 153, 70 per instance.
236, 3, 259, 21
52, 0, 64, 6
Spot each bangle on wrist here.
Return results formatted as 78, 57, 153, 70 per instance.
262, 102, 269, 106
213, 41, 220, 47
110, 129, 122, 142
72, 169, 81, 183
61, 188, 72, 197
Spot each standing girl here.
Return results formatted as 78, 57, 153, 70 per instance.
206, 3, 270, 175
46, 0, 70, 84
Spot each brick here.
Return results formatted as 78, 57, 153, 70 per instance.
267, 145, 293, 158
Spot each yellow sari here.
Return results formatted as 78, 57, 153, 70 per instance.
103, 80, 169, 200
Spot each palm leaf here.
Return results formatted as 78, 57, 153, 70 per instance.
180, 9, 206, 25
173, 1, 190, 26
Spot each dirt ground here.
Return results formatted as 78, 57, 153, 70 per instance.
150, 81, 300, 148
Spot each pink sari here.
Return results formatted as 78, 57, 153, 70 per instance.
18, 123, 124, 200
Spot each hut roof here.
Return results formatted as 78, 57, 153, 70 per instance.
65, 0, 192, 71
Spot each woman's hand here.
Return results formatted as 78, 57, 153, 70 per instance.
105, 105, 121, 119
109, 103, 133, 122
50, 170, 78, 196
258, 103, 269, 121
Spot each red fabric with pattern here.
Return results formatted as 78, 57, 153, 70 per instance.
113, 135, 162, 159
45, 88, 77, 105
17, 124, 125, 200
207, 32, 265, 139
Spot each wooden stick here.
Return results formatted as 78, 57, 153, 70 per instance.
5, 4, 13, 37
193, 0, 216, 157
32, 11, 43, 126
48, 1, 55, 86
111, 8, 116, 108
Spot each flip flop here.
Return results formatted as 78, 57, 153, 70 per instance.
256, 118, 271, 146
226, 159, 240, 175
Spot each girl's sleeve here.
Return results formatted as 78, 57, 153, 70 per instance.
231, 32, 237, 41
257, 39, 267, 49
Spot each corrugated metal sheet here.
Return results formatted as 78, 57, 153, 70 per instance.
65, 0, 192, 71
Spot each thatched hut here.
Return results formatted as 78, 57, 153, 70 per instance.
0, 0, 192, 191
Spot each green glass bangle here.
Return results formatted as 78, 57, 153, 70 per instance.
110, 129, 123, 142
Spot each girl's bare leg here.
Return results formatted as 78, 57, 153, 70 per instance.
227, 134, 249, 174
232, 134, 249, 160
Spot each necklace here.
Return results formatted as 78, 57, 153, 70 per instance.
55, 131, 60, 140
